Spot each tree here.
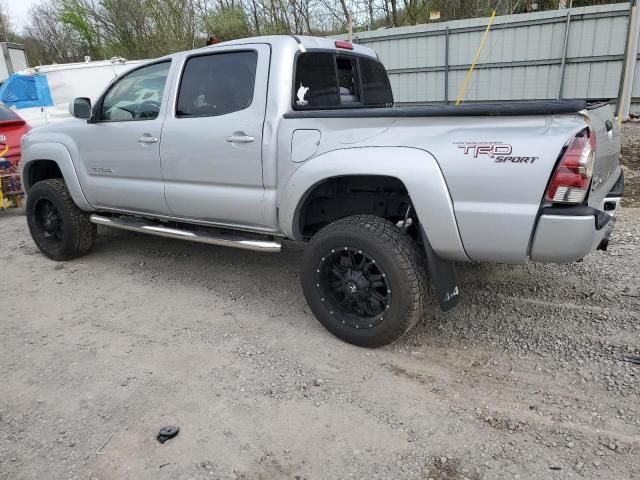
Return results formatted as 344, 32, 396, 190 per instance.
0, 1, 19, 42
58, 0, 102, 58
13, 0, 628, 66
204, 6, 252, 40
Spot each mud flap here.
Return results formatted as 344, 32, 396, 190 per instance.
419, 225, 461, 312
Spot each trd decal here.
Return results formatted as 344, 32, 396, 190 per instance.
456, 142, 538, 164
457, 143, 512, 158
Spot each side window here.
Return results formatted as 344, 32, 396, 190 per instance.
176, 51, 257, 117
360, 58, 394, 106
294, 52, 338, 109
100, 61, 171, 121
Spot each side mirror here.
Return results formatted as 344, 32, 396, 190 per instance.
70, 97, 92, 119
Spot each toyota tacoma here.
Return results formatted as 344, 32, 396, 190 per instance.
21, 35, 623, 347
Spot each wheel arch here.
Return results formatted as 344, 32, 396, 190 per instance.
293, 174, 412, 239
21, 142, 93, 211
279, 146, 468, 262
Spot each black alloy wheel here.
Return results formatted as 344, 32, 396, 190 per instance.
26, 179, 96, 261
316, 246, 392, 330
302, 215, 427, 347
32, 198, 65, 246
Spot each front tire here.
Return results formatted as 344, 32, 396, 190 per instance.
301, 215, 427, 347
26, 179, 96, 261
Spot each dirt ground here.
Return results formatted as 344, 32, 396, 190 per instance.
1, 130, 640, 480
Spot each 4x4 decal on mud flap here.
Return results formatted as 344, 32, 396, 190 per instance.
455, 142, 539, 164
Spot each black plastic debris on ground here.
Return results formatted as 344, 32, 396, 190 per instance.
156, 425, 180, 444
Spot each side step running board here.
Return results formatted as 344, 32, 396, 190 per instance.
90, 214, 281, 253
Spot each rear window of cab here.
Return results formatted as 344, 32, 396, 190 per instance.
293, 52, 393, 110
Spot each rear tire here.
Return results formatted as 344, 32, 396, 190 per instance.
301, 215, 427, 347
26, 179, 96, 261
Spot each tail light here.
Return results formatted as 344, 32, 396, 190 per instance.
0, 120, 26, 128
545, 128, 596, 204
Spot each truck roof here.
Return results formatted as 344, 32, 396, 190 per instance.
200, 35, 378, 59
85, 36, 378, 68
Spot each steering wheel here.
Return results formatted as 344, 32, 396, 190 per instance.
137, 100, 161, 119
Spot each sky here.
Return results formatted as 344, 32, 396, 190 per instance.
4, 0, 37, 32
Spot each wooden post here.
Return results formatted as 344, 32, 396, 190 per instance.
618, 0, 640, 122
557, 2, 572, 100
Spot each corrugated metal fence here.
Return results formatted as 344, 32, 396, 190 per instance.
337, 3, 637, 106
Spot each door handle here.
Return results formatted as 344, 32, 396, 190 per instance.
137, 135, 158, 144
226, 135, 255, 144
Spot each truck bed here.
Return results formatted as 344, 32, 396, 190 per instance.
281, 100, 620, 264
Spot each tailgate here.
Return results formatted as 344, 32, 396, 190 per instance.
586, 103, 622, 207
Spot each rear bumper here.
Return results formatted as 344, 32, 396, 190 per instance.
530, 173, 623, 263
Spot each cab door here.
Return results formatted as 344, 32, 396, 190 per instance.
72, 60, 172, 215
160, 45, 271, 228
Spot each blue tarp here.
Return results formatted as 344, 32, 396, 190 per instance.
0, 74, 54, 109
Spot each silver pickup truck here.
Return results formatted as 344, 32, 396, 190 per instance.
21, 35, 623, 347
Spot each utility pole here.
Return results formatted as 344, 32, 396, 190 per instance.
348, 12, 353, 41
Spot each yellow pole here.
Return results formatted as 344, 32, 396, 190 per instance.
456, 10, 497, 105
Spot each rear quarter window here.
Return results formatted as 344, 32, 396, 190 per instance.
293, 52, 393, 110
294, 52, 339, 109
360, 58, 393, 107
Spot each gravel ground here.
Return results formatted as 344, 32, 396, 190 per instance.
1, 127, 640, 479
620, 122, 640, 207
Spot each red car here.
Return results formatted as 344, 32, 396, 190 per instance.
0, 104, 30, 173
